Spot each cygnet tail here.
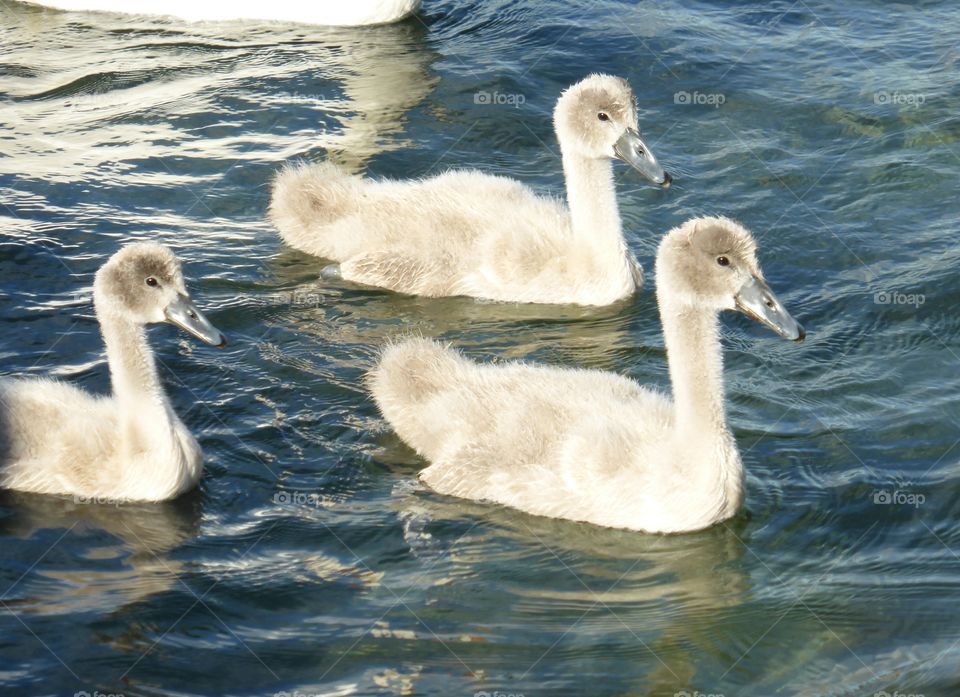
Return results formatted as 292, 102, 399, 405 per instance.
268, 161, 362, 260
369, 338, 467, 455
371, 338, 465, 408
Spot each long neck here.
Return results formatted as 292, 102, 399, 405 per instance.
561, 149, 629, 262
658, 296, 729, 437
96, 305, 176, 446
658, 295, 745, 514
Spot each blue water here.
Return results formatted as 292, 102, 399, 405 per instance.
2, 0, 959, 695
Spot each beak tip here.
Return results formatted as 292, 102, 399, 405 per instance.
793, 325, 806, 343
165, 294, 226, 348
660, 172, 673, 188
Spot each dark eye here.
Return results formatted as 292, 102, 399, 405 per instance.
597, 112, 610, 122
145, 277, 158, 287
716, 256, 730, 267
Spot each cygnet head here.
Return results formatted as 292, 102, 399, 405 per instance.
655, 217, 804, 342
94, 242, 226, 347
553, 73, 671, 187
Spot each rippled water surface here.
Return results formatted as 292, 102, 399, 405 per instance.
2, 1, 960, 695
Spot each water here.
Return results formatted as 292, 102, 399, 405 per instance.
1, 0, 959, 695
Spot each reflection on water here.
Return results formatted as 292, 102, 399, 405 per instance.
2, 4, 439, 181
386, 487, 878, 695
310, 23, 438, 172
0, 489, 202, 615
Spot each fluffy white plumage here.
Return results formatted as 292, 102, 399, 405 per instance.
370, 217, 804, 533
269, 74, 670, 306
0, 243, 225, 502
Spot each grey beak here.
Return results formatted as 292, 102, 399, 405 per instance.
734, 276, 805, 342
164, 293, 227, 348
613, 127, 671, 187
